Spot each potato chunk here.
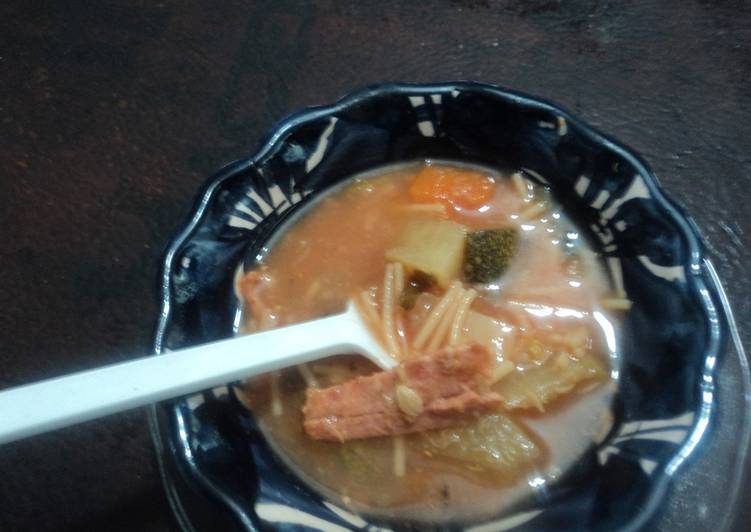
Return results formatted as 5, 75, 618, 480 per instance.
386, 220, 467, 287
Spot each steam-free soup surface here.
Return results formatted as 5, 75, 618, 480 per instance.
238, 162, 621, 522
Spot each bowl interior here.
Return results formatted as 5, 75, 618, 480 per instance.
155, 82, 721, 532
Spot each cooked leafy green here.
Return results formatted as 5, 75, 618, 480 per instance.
494, 354, 608, 412
418, 414, 541, 473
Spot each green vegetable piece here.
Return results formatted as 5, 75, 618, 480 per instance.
493, 354, 608, 412
399, 270, 437, 310
419, 414, 541, 473
463, 228, 519, 283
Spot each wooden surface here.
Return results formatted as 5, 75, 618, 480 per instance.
0, 1, 749, 530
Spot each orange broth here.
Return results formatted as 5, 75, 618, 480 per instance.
238, 162, 619, 522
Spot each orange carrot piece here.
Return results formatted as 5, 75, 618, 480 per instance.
409, 165, 495, 209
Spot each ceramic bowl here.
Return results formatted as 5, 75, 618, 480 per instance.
150, 82, 730, 531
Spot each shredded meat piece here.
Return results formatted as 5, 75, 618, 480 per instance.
303, 344, 502, 441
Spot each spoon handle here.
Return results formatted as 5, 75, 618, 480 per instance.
0, 310, 368, 445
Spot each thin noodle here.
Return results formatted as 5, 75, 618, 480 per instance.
520, 201, 548, 220
449, 288, 477, 346
298, 363, 318, 388
601, 297, 632, 311
427, 287, 464, 352
357, 290, 381, 327
503, 329, 517, 359
270, 371, 283, 417
393, 262, 405, 295
392, 262, 409, 358
382, 264, 401, 358
393, 435, 406, 477
304, 280, 320, 302
512, 172, 532, 201
356, 289, 391, 354
517, 312, 531, 330
412, 282, 462, 350
396, 313, 410, 359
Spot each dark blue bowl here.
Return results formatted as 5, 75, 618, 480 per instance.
150, 82, 727, 531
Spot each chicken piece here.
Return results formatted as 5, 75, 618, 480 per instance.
303, 344, 502, 442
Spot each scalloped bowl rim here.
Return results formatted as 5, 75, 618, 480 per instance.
148, 81, 742, 532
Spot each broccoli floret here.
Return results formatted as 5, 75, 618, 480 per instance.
463, 228, 518, 283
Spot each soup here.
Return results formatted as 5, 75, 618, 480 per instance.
237, 162, 624, 522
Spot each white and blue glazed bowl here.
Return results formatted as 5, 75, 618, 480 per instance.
149, 82, 732, 531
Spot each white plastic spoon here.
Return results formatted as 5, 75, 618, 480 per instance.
0, 303, 393, 445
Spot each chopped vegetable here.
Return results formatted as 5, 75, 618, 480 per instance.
340, 439, 389, 482
386, 220, 468, 287
409, 165, 496, 209
395, 384, 424, 417
460, 309, 514, 357
490, 360, 516, 383
463, 228, 519, 283
601, 295, 632, 311
399, 270, 437, 310
418, 414, 541, 473
493, 354, 608, 412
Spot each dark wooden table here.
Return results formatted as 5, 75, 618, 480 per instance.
1, 1, 749, 531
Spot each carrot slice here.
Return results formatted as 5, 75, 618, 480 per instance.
409, 165, 495, 209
